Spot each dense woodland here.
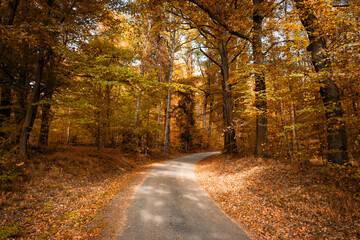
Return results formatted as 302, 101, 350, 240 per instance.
0, 0, 359, 183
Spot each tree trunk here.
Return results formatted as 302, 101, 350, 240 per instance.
134, 64, 145, 129
289, 81, 300, 157
219, 41, 237, 154
0, 84, 11, 125
0, 0, 20, 57
163, 30, 176, 152
278, 84, 293, 162
163, 86, 172, 152
208, 90, 213, 148
66, 106, 71, 144
0, 0, 21, 135
39, 72, 56, 147
14, 73, 27, 126
253, 0, 267, 157
134, 22, 151, 129
19, 53, 45, 161
38, 102, 52, 146
134, 85, 142, 128
156, 102, 162, 149
105, 85, 114, 147
202, 91, 208, 134
294, 0, 348, 164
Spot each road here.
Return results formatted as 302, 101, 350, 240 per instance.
119, 152, 251, 240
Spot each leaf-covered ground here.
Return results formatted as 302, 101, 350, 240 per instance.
0, 146, 174, 239
196, 155, 360, 240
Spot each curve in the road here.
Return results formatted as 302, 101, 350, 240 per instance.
119, 152, 251, 240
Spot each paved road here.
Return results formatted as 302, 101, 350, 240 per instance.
119, 152, 251, 240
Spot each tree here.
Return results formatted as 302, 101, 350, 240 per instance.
293, 0, 348, 164
176, 88, 196, 151
0, 0, 21, 139
173, 0, 271, 156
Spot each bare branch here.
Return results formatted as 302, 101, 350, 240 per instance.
230, 42, 248, 64
200, 48, 221, 68
187, 0, 251, 41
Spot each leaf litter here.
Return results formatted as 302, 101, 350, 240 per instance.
195, 155, 360, 240
0, 146, 174, 239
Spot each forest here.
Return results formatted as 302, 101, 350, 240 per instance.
0, 0, 359, 239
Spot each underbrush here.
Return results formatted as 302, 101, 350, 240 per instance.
196, 155, 360, 240
0, 146, 173, 239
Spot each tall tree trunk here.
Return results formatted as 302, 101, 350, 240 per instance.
0, 84, 11, 125
294, 0, 348, 164
14, 73, 27, 126
278, 84, 293, 162
156, 102, 162, 149
134, 85, 142, 128
219, 41, 237, 154
38, 101, 52, 146
289, 81, 300, 157
0, 0, 21, 134
134, 64, 145, 129
134, 22, 151, 129
163, 30, 176, 152
39, 74, 55, 147
253, 0, 267, 157
0, 0, 20, 57
208, 89, 213, 148
202, 91, 208, 134
19, 53, 45, 161
95, 110, 101, 148
106, 85, 114, 147
66, 106, 71, 144
163, 86, 172, 152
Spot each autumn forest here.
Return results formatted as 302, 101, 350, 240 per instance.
0, 0, 360, 239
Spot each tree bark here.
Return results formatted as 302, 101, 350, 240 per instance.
0, 0, 21, 134
134, 85, 142, 128
208, 88, 213, 148
289, 81, 300, 157
38, 102, 52, 146
19, 53, 45, 161
219, 41, 237, 154
253, 0, 267, 157
14, 73, 27, 126
105, 85, 114, 147
202, 91, 208, 133
0, 0, 20, 57
163, 30, 176, 152
0, 84, 11, 124
278, 84, 293, 162
39, 73, 55, 147
134, 22, 151, 129
294, 0, 348, 164
156, 102, 162, 149
66, 106, 71, 144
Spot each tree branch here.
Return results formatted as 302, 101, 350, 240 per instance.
187, 0, 251, 41
200, 48, 221, 68
230, 42, 248, 64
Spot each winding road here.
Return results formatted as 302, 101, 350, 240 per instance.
119, 152, 251, 240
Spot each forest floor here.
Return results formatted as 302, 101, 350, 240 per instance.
196, 155, 360, 240
0, 146, 177, 239
2, 149, 359, 239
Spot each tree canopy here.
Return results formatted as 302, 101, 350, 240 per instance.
1, 0, 360, 167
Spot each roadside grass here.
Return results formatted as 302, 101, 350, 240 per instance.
0, 146, 173, 239
196, 155, 360, 240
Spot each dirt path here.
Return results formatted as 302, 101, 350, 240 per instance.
118, 152, 251, 240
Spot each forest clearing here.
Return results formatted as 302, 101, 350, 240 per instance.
1, 0, 360, 239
